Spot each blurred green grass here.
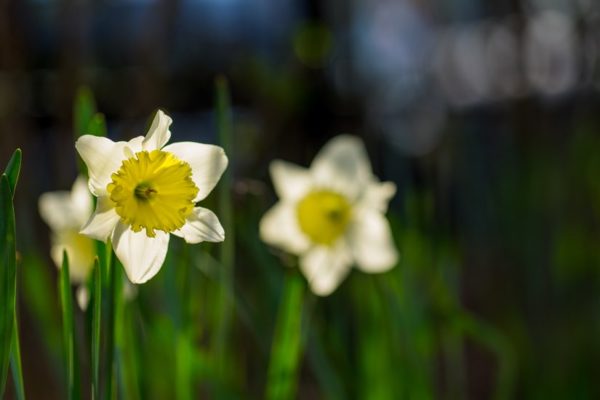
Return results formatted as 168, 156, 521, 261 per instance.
3, 87, 600, 400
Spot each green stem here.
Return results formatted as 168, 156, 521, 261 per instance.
104, 251, 116, 399
60, 252, 80, 400
92, 258, 101, 400
175, 246, 192, 400
266, 272, 306, 400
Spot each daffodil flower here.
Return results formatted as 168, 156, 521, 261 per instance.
75, 110, 228, 284
260, 135, 398, 296
39, 176, 96, 308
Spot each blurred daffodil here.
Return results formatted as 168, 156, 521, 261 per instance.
260, 135, 398, 296
75, 110, 228, 284
39, 176, 95, 308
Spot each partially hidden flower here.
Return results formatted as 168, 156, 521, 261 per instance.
260, 135, 398, 296
75, 110, 228, 284
39, 176, 95, 308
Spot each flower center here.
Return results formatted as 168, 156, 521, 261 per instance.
107, 150, 199, 237
296, 190, 352, 246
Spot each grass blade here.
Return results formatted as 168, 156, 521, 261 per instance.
3, 151, 24, 399
266, 273, 305, 400
60, 251, 80, 400
0, 174, 17, 397
10, 312, 25, 400
73, 86, 97, 138
92, 258, 101, 400
4, 149, 22, 196
215, 76, 235, 376
73, 87, 106, 176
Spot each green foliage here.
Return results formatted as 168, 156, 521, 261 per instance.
59, 251, 80, 400
74, 86, 106, 139
1, 149, 21, 397
4, 149, 21, 196
0, 190, 13, 396
266, 273, 305, 400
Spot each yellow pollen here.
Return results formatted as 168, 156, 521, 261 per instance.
296, 189, 352, 246
107, 150, 199, 237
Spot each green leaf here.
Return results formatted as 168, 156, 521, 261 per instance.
60, 251, 80, 400
10, 313, 25, 400
3, 149, 21, 197
266, 273, 305, 400
0, 174, 17, 397
87, 113, 107, 137
73, 86, 97, 138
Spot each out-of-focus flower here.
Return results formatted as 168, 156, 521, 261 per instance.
75, 110, 228, 284
39, 176, 95, 308
260, 135, 398, 296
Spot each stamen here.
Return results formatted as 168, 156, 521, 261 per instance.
134, 182, 157, 200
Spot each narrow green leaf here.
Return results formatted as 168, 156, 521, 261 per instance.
87, 113, 107, 137
60, 251, 80, 400
10, 313, 25, 400
92, 258, 101, 400
73, 87, 105, 176
266, 273, 305, 400
214, 76, 235, 377
354, 277, 396, 400
0, 174, 16, 397
73, 86, 97, 138
3, 149, 22, 197
21, 253, 63, 366
3, 154, 25, 399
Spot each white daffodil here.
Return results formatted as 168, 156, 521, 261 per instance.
260, 135, 398, 296
75, 110, 228, 284
39, 176, 96, 308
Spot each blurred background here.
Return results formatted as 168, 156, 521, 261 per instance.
1, 0, 600, 398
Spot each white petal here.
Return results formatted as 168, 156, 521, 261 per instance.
142, 109, 172, 151
360, 180, 396, 213
259, 202, 310, 255
299, 242, 353, 296
310, 135, 372, 200
50, 231, 95, 283
349, 209, 398, 273
269, 160, 312, 201
162, 142, 228, 201
173, 207, 225, 243
112, 223, 170, 284
75, 135, 143, 196
70, 176, 94, 225
76, 286, 90, 311
39, 191, 78, 231
80, 196, 120, 241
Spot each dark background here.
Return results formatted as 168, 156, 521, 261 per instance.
1, 0, 600, 398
